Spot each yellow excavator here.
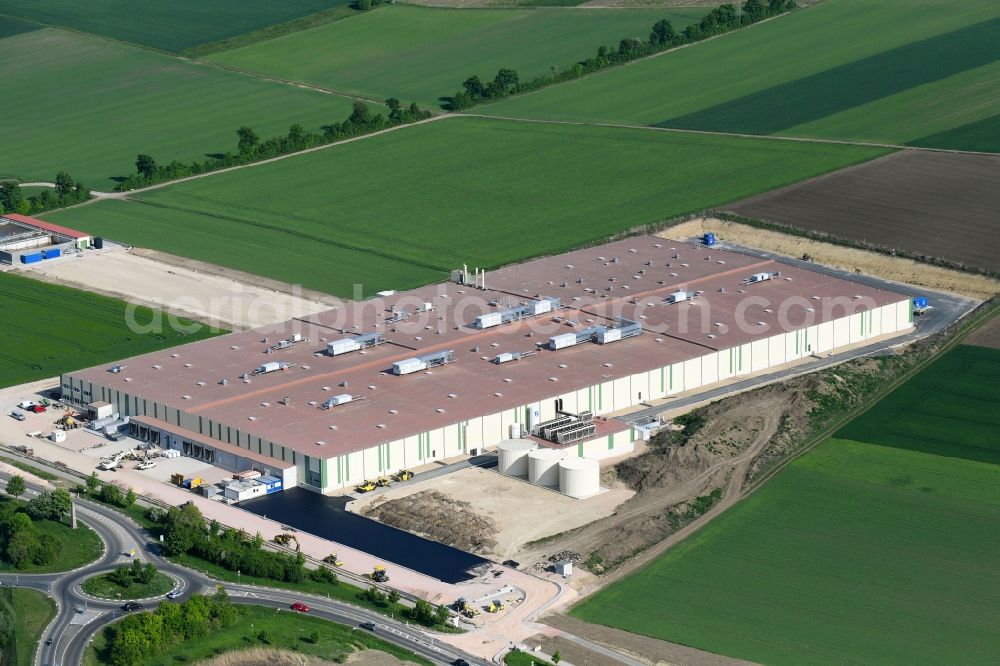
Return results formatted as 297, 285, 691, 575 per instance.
394, 469, 414, 482
323, 553, 344, 567
367, 565, 389, 583
375, 477, 391, 488
486, 600, 505, 613
355, 479, 376, 493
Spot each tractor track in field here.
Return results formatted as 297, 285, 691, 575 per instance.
459, 112, 1000, 157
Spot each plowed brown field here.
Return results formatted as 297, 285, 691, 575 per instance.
726, 150, 1000, 272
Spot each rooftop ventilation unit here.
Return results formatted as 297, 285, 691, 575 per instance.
267, 332, 306, 352
253, 361, 289, 375
665, 290, 689, 304
473, 297, 561, 329
745, 271, 780, 284
392, 350, 455, 376
321, 394, 356, 409
533, 411, 596, 444
548, 318, 641, 350
327, 332, 386, 356
492, 350, 537, 364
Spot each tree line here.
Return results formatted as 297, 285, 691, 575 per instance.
104, 589, 238, 666
0, 171, 91, 216
118, 98, 433, 191
447, 0, 797, 110
1, 479, 71, 569
157, 502, 452, 629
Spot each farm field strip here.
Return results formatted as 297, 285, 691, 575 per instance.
0, 0, 350, 52
484, 0, 1000, 151
0, 28, 365, 188
726, 150, 1000, 273
571, 435, 1000, 665
207, 4, 707, 107
0, 271, 220, 389
44, 116, 889, 297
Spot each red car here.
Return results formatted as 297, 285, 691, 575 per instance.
290, 602, 310, 613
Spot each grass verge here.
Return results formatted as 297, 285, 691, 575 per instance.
85, 603, 433, 666
3, 587, 57, 666
81, 571, 174, 600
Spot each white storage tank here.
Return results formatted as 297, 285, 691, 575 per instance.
497, 439, 538, 476
559, 457, 600, 498
528, 448, 566, 487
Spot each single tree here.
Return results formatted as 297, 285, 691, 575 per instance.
552, 651, 562, 664
435, 603, 450, 625
650, 19, 676, 46
5, 475, 25, 500
462, 75, 485, 98
135, 154, 157, 179
387, 588, 401, 604
237, 126, 259, 154
0, 181, 25, 214
86, 471, 100, 491
493, 68, 519, 93
349, 101, 372, 125
54, 171, 74, 197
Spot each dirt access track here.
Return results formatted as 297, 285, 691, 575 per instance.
725, 150, 1000, 273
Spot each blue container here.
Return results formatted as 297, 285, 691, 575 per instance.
913, 296, 928, 309
41, 248, 61, 259
704, 232, 716, 246
20, 253, 42, 264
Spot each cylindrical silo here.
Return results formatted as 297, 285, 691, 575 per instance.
497, 439, 538, 476
559, 457, 600, 499
528, 448, 565, 487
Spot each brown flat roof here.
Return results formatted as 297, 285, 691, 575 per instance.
70, 238, 909, 458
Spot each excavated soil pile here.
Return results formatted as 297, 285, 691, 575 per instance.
364, 490, 498, 554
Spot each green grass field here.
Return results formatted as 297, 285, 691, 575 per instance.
838, 344, 1000, 464
84, 603, 432, 666
208, 4, 707, 107
0, 0, 349, 52
486, 0, 1000, 152
44, 116, 887, 297
570, 344, 1000, 664
0, 29, 364, 188
0, 271, 220, 389
0, 14, 38, 39
0, 498, 103, 573
4, 587, 57, 666
81, 571, 175, 600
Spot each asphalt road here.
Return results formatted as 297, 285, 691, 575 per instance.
621, 240, 977, 425
0, 473, 486, 666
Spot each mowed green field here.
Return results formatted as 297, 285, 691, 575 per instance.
44, 116, 888, 297
838, 344, 1000, 464
0, 0, 348, 51
571, 344, 1000, 664
0, 29, 363, 188
208, 4, 707, 107
486, 0, 1000, 151
0, 271, 220, 389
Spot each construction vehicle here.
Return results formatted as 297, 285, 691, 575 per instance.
452, 598, 479, 618
367, 565, 389, 583
98, 450, 129, 471
375, 477, 391, 488
322, 553, 344, 567
274, 533, 297, 547
485, 600, 505, 613
393, 469, 414, 482
356, 479, 376, 493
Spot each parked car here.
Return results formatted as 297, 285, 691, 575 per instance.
9, 410, 25, 421
452, 660, 470, 666
122, 602, 144, 612
359, 621, 376, 631
290, 602, 310, 613
166, 590, 181, 599
136, 460, 156, 470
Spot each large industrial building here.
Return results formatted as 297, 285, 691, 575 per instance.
0, 213, 91, 264
61, 236, 914, 494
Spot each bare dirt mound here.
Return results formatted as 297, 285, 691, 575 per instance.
363, 490, 498, 553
